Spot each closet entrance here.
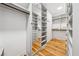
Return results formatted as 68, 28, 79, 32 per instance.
32, 3, 72, 56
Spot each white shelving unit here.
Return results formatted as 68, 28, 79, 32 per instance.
41, 5, 47, 46
52, 14, 68, 31
32, 4, 42, 55
32, 13, 38, 42
66, 3, 72, 56
32, 4, 47, 47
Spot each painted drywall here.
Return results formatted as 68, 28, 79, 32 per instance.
47, 11, 52, 41
43, 3, 66, 16
52, 31, 67, 40
47, 9, 67, 41
73, 3, 79, 56
0, 4, 28, 56
52, 23, 67, 40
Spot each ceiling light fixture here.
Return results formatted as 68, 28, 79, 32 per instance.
57, 6, 63, 10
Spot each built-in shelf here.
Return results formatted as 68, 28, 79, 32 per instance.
42, 32, 46, 36
53, 17, 67, 21
67, 4, 72, 37
41, 40, 47, 46
42, 31, 47, 32
41, 5, 47, 46
66, 3, 72, 56
42, 16, 47, 20
41, 35, 47, 38
41, 40, 47, 43
32, 12, 38, 42
42, 21, 47, 23
42, 26, 47, 27
52, 28, 72, 31
32, 16, 38, 19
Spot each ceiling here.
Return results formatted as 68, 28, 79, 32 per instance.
43, 3, 66, 16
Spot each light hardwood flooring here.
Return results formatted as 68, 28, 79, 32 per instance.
32, 38, 67, 56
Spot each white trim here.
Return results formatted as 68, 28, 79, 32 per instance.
0, 48, 4, 56
67, 31, 72, 45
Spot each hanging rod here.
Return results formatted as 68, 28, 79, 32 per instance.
1, 3, 30, 14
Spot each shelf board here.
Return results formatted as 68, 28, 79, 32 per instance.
41, 40, 47, 43
42, 26, 47, 28
42, 31, 47, 32
41, 35, 47, 38
52, 16, 67, 20
42, 26, 47, 27
41, 40, 47, 46
52, 26, 72, 31
52, 29, 67, 31
42, 21, 47, 23
42, 16, 47, 18
32, 19, 37, 21
32, 16, 38, 19
42, 25, 47, 26
32, 23, 38, 25
42, 13, 47, 15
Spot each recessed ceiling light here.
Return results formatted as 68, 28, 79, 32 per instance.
57, 6, 63, 10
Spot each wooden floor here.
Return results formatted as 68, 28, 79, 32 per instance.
32, 38, 67, 56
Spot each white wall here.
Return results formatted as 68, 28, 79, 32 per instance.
0, 4, 28, 56
47, 10, 67, 41
73, 3, 79, 56
46, 4, 67, 41
47, 11, 52, 41
43, 3, 66, 16
52, 31, 67, 40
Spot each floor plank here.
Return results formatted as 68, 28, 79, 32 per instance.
32, 38, 67, 56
